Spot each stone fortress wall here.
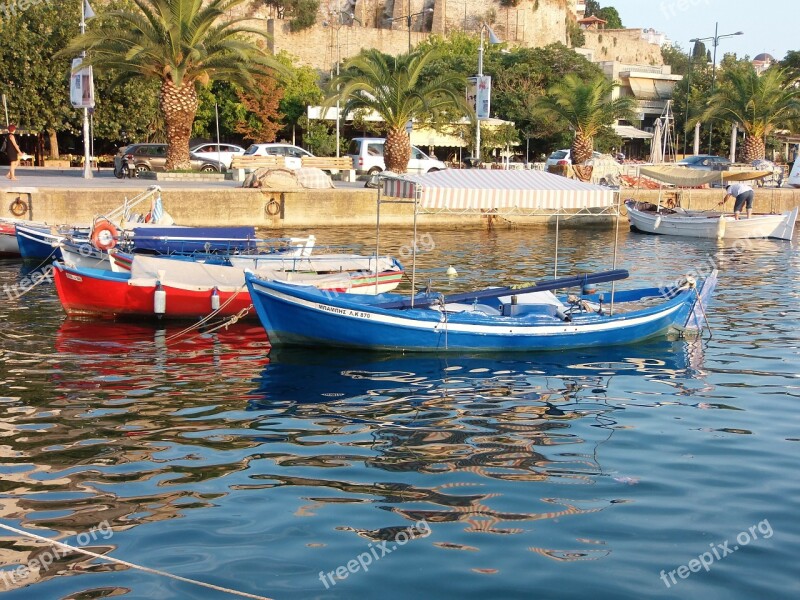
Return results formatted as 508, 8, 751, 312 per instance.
234, 0, 663, 72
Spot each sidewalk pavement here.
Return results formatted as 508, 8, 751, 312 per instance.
0, 166, 365, 191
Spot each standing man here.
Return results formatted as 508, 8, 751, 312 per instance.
722, 182, 754, 220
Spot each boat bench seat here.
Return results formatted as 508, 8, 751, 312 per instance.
443, 302, 502, 316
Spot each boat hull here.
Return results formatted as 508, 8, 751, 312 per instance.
53, 263, 253, 320
246, 275, 716, 352
15, 224, 68, 260
0, 223, 20, 257
53, 259, 405, 320
626, 201, 797, 241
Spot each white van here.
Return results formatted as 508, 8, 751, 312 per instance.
347, 137, 447, 175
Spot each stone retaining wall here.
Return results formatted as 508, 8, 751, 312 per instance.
2, 187, 798, 229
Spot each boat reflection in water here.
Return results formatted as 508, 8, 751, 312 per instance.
245, 340, 715, 559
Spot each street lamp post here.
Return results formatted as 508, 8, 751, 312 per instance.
324, 13, 351, 157
389, 4, 434, 53
475, 23, 501, 162
80, 1, 92, 179
690, 23, 743, 155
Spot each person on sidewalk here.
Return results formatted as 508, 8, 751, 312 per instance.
4, 125, 22, 180
721, 182, 754, 220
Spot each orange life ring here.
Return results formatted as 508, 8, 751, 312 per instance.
9, 198, 27, 217
91, 220, 119, 250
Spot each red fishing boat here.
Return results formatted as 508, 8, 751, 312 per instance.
53, 253, 404, 320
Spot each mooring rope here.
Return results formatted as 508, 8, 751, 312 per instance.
0, 522, 272, 600
165, 285, 247, 343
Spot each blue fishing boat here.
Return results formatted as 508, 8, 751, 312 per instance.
246, 170, 718, 352
245, 269, 717, 352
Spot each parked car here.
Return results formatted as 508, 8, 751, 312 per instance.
676, 155, 732, 170
243, 143, 314, 169
347, 137, 447, 175
113, 143, 226, 175
189, 143, 245, 169
545, 149, 603, 169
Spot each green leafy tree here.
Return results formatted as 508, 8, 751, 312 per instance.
584, 0, 601, 16
533, 73, 637, 164
698, 65, 800, 161
416, 38, 606, 159
193, 81, 245, 142
597, 7, 623, 29
490, 44, 605, 158
300, 116, 339, 156
329, 48, 470, 173
274, 51, 324, 143
779, 50, 800, 84
263, 0, 319, 32
0, 2, 81, 160
64, 0, 283, 169
661, 44, 690, 76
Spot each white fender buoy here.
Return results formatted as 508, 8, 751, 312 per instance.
154, 282, 166, 315
446, 265, 458, 276
211, 287, 220, 310
716, 215, 726, 239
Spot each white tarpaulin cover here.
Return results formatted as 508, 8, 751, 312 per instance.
382, 169, 616, 211
640, 166, 771, 187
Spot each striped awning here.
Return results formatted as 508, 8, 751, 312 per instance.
381, 169, 616, 210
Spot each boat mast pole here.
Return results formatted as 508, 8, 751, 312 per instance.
553, 214, 559, 278
411, 182, 419, 308
375, 181, 382, 295
610, 193, 621, 315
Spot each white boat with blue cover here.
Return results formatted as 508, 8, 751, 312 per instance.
245, 269, 717, 352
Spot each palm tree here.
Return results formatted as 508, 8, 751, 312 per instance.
698, 66, 800, 162
533, 73, 637, 165
329, 48, 470, 173
63, 0, 281, 169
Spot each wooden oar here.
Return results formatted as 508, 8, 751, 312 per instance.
376, 269, 630, 310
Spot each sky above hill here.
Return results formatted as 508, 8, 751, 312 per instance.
611, 0, 793, 61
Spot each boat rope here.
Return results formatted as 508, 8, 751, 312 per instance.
169, 305, 254, 345
0, 522, 273, 600
692, 287, 713, 339
28, 246, 60, 272
8, 247, 60, 299
164, 285, 247, 343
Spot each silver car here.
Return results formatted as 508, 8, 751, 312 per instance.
113, 143, 227, 176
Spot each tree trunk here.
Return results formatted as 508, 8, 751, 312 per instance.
47, 129, 59, 159
160, 78, 198, 170
571, 131, 593, 165
741, 134, 764, 163
384, 126, 411, 173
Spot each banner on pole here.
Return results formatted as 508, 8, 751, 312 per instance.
467, 76, 492, 120
70, 58, 95, 109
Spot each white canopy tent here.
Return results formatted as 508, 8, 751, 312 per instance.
381, 169, 617, 214
376, 170, 622, 291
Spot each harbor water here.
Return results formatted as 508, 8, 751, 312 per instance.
0, 225, 798, 599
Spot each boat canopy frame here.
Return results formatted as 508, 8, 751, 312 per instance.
372, 170, 624, 310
